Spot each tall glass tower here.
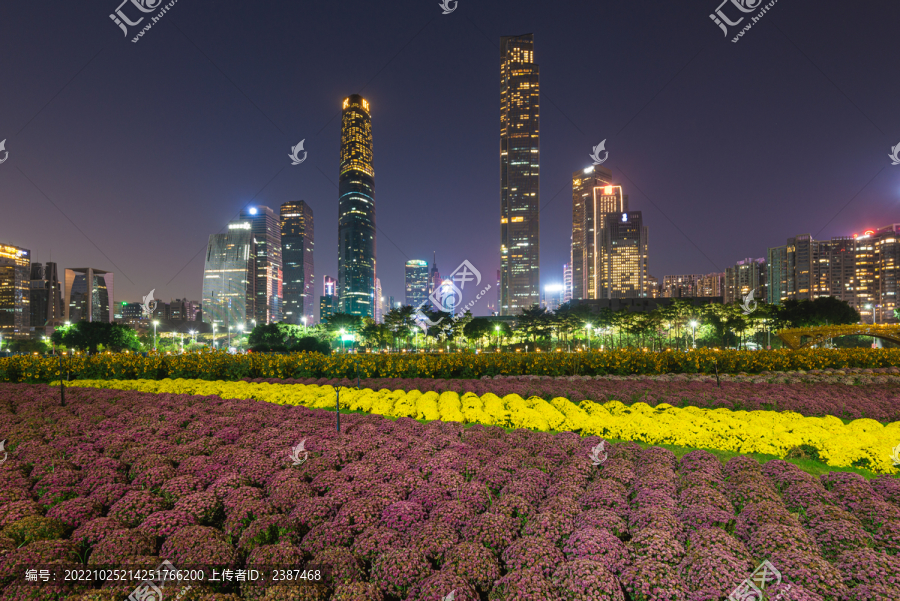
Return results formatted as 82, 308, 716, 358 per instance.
201, 220, 256, 329
405, 260, 429, 307
240, 205, 283, 324
280, 201, 314, 326
500, 34, 540, 315
338, 94, 376, 318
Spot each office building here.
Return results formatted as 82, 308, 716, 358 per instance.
29, 262, 63, 327
429, 254, 441, 299
323, 275, 336, 297
281, 201, 315, 326
542, 284, 564, 312
240, 205, 283, 324
405, 260, 429, 308
320, 295, 338, 324
64, 268, 114, 323
201, 220, 257, 329
339, 94, 377, 318
647, 275, 660, 298
598, 211, 650, 299
724, 258, 766, 305
0, 244, 31, 336
572, 166, 615, 300
500, 33, 540, 315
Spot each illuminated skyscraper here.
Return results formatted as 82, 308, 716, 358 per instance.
599, 212, 649, 299
201, 220, 256, 329
500, 33, 540, 315
239, 205, 283, 324
280, 201, 315, 326
572, 166, 614, 300
29, 262, 63, 327
405, 260, 429, 307
64, 268, 115, 323
0, 244, 31, 336
374, 278, 384, 324
563, 263, 573, 303
339, 94, 376, 318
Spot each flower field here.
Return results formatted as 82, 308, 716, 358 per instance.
245, 375, 900, 422
60, 379, 900, 474
1, 383, 899, 601
6, 348, 900, 382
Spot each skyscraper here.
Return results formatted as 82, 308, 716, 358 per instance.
500, 33, 540, 315
724, 258, 767, 304
323, 275, 337, 297
563, 263, 573, 304
0, 244, 31, 336
572, 166, 614, 300
405, 260, 429, 307
598, 211, 649, 299
429, 254, 441, 300
281, 201, 315, 326
240, 206, 283, 324
339, 94, 376, 318
374, 278, 383, 324
201, 220, 256, 329
29, 262, 63, 327
64, 268, 114, 323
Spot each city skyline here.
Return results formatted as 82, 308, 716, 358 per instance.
2, 1, 898, 316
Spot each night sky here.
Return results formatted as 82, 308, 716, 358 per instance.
2, 0, 898, 316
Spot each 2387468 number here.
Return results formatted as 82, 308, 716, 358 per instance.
271, 570, 321, 581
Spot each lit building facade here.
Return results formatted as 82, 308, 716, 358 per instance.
405, 260, 429, 308
724, 258, 766, 305
339, 94, 376, 318
563, 263, 573, 303
320, 275, 338, 324
0, 244, 31, 335
662, 275, 701, 298
240, 206, 282, 324
281, 201, 315, 326
64, 268, 115, 323
374, 278, 384, 324
572, 166, 615, 300
598, 212, 649, 299
500, 33, 540, 315
201, 221, 256, 329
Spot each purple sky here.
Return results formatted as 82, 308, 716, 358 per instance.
2, 0, 898, 316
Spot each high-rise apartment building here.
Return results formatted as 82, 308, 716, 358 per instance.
698, 273, 725, 297
281, 201, 315, 326
240, 206, 282, 324
374, 278, 384, 324
500, 33, 540, 315
201, 220, 257, 329
724, 258, 766, 304
339, 94, 376, 318
662, 275, 702, 298
599, 212, 649, 299
0, 244, 31, 336
571, 166, 615, 300
65, 268, 114, 323
405, 260, 429, 308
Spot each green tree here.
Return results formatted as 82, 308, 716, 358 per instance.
359, 318, 391, 349
51, 322, 142, 353
384, 306, 417, 350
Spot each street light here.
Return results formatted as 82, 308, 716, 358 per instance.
495, 325, 501, 352
301, 316, 308, 333
152, 321, 159, 351
237, 324, 244, 352
211, 323, 217, 349
189, 330, 196, 348
586, 324, 592, 351
340, 328, 346, 353
689, 320, 698, 349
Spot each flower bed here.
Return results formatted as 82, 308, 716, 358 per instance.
0, 384, 898, 600
60, 379, 900, 473
6, 347, 900, 382
244, 375, 900, 423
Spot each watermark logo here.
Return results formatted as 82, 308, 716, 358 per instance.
589, 441, 607, 466
141, 290, 158, 319
289, 439, 309, 466
128, 559, 180, 601
413, 260, 491, 334
891, 443, 900, 466
289, 140, 307, 165
728, 560, 786, 601
111, 0, 181, 43
0, 140, 8, 165
740, 288, 758, 315
890, 142, 900, 166
0, 440, 7, 464
442, 591, 456, 601
439, 0, 457, 14
712, 0, 780, 43
590, 140, 608, 165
